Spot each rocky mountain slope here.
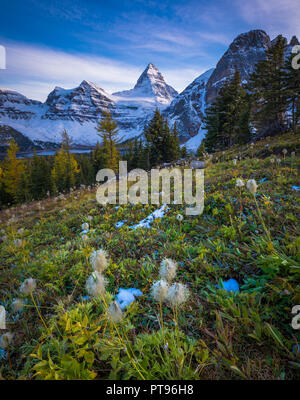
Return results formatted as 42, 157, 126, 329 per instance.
167, 30, 298, 149
0, 63, 177, 147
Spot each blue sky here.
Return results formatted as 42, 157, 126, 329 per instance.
0, 0, 299, 100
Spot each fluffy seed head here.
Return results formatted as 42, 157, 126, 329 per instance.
11, 298, 25, 313
108, 301, 123, 323
81, 222, 89, 230
14, 239, 22, 248
270, 158, 275, 163
90, 249, 108, 273
282, 148, 287, 155
85, 271, 106, 297
19, 278, 36, 295
0, 332, 14, 348
236, 179, 244, 188
160, 258, 177, 283
166, 283, 189, 307
277, 158, 281, 163
0, 306, 6, 329
176, 214, 184, 222
151, 280, 169, 303
246, 179, 257, 195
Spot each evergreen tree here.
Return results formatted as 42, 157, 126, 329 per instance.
204, 71, 250, 151
95, 110, 120, 171
91, 141, 108, 173
29, 151, 51, 199
196, 139, 206, 158
144, 108, 165, 166
283, 54, 300, 133
2, 139, 23, 202
51, 130, 80, 193
248, 35, 287, 136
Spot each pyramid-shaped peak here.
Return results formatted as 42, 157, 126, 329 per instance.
290, 35, 300, 46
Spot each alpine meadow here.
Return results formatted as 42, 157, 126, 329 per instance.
0, 0, 299, 384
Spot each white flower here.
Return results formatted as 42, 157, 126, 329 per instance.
81, 222, 89, 231
166, 283, 189, 307
277, 158, 281, 163
246, 179, 257, 195
90, 249, 108, 273
233, 159, 237, 166
160, 258, 177, 283
282, 149, 287, 155
108, 301, 123, 323
0, 306, 6, 329
11, 298, 25, 313
85, 271, 107, 297
270, 158, 275, 163
14, 239, 22, 248
87, 216, 93, 221
151, 280, 169, 303
81, 234, 88, 242
236, 179, 244, 188
176, 214, 184, 222
0, 332, 14, 348
19, 278, 36, 295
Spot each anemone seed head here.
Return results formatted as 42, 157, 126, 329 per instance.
246, 179, 257, 195
108, 301, 123, 323
166, 283, 189, 307
85, 271, 107, 297
90, 249, 109, 273
151, 279, 169, 303
159, 258, 177, 283
236, 179, 244, 188
19, 278, 36, 295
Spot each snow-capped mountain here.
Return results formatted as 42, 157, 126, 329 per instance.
113, 63, 177, 104
164, 68, 214, 141
0, 31, 298, 150
0, 63, 177, 146
173, 30, 298, 150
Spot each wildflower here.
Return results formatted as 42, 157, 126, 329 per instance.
246, 179, 257, 195
151, 280, 169, 303
11, 298, 25, 313
282, 148, 288, 155
90, 249, 108, 273
176, 214, 184, 222
277, 158, 281, 164
14, 239, 22, 248
108, 301, 123, 323
160, 258, 177, 283
233, 159, 237, 166
87, 216, 93, 221
236, 179, 244, 188
166, 283, 189, 307
85, 271, 106, 297
270, 158, 275, 163
19, 278, 36, 295
0, 332, 14, 348
81, 222, 89, 231
81, 234, 88, 242
0, 306, 6, 329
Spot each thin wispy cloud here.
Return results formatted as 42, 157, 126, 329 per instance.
0, 41, 202, 100
236, 0, 300, 39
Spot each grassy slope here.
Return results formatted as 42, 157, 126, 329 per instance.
0, 132, 299, 380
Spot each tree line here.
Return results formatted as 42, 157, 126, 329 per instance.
0, 109, 185, 207
203, 35, 300, 153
